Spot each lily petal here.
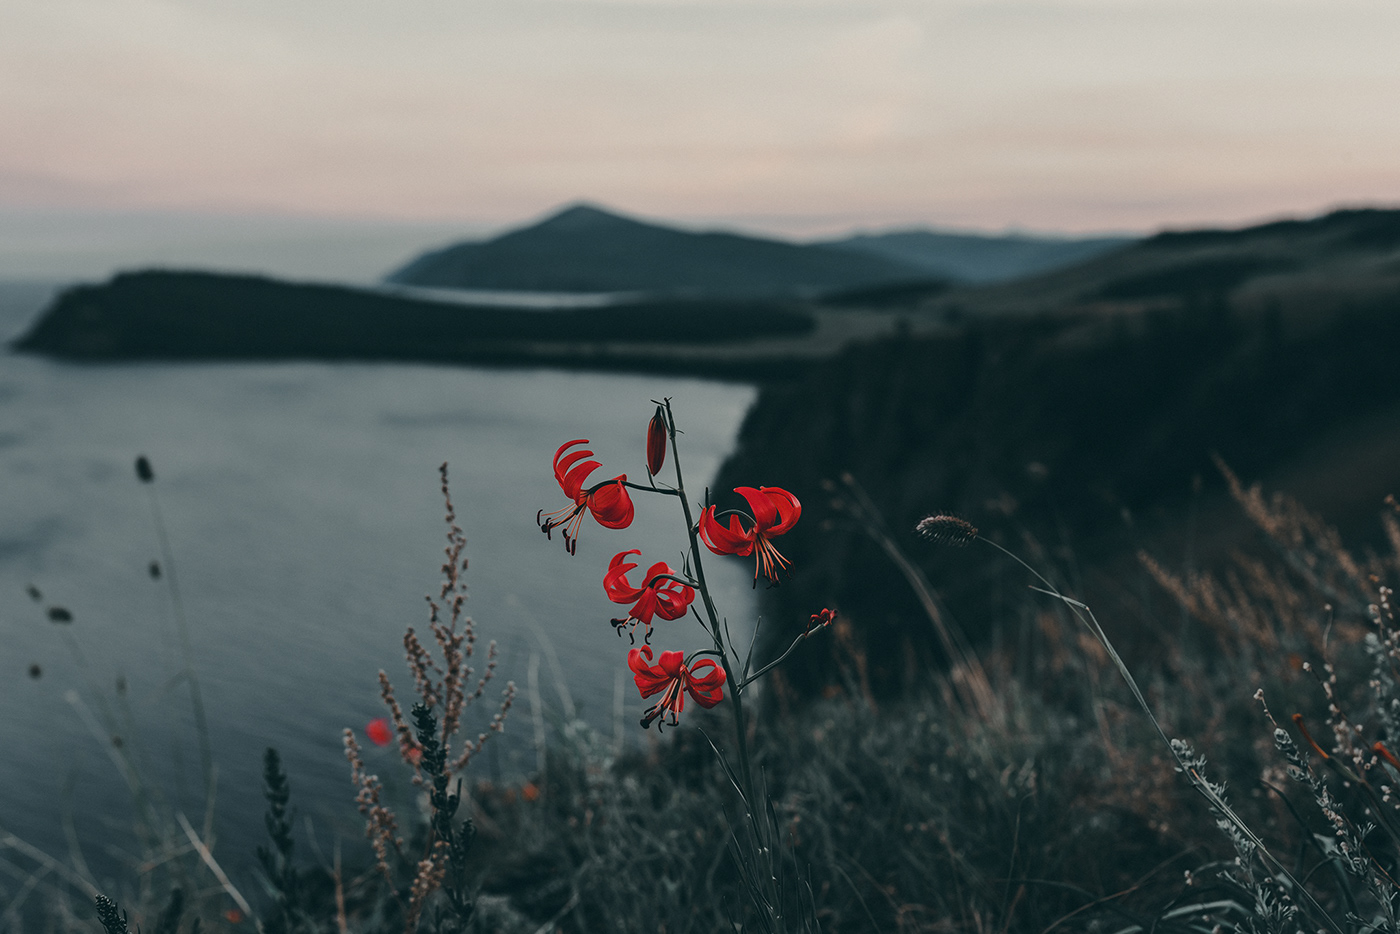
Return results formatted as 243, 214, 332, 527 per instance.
699, 505, 755, 556
561, 458, 602, 501
736, 486, 779, 531
759, 486, 802, 535
588, 478, 634, 528
603, 550, 645, 603
686, 659, 726, 708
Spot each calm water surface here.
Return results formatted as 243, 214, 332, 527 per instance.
0, 281, 757, 895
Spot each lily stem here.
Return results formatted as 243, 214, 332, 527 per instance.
661, 399, 774, 908
619, 479, 680, 496
740, 627, 822, 690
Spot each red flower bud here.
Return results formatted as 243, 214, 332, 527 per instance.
646, 406, 667, 476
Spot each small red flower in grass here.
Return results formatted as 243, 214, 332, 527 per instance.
537, 439, 634, 554
365, 717, 393, 746
604, 550, 695, 641
628, 645, 726, 729
699, 486, 801, 585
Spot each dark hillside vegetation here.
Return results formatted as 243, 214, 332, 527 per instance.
718, 209, 1400, 694
11, 269, 816, 375
906, 206, 1400, 322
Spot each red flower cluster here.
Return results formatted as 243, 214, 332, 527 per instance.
603, 549, 695, 641
536, 439, 634, 554
627, 645, 726, 729
536, 409, 806, 730
699, 486, 801, 585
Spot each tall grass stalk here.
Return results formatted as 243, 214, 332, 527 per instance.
136, 455, 215, 838
961, 525, 1345, 934
829, 473, 998, 721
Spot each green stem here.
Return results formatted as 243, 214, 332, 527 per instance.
619, 479, 680, 496
741, 626, 824, 690
661, 400, 769, 858
145, 485, 215, 836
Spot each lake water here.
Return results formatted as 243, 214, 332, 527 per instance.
0, 280, 757, 902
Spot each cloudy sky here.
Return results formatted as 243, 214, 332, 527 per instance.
2, 0, 1398, 277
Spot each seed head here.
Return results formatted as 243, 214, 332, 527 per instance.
915, 514, 978, 547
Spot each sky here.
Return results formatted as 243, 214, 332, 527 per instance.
2, 0, 1399, 280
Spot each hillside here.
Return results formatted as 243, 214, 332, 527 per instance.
899, 206, 1400, 324
715, 207, 1400, 692
10, 270, 825, 377
385, 204, 921, 297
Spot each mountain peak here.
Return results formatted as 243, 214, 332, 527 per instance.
532, 203, 641, 233
386, 203, 920, 296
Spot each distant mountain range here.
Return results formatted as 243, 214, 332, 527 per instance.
385, 203, 1134, 297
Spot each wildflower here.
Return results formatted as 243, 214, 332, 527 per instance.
699, 486, 801, 585
646, 406, 668, 476
537, 439, 635, 554
604, 550, 695, 641
807, 607, 837, 634
365, 717, 393, 747
628, 645, 726, 729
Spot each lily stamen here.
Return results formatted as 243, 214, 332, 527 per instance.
698, 486, 801, 586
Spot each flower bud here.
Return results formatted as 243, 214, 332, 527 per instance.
646, 406, 667, 476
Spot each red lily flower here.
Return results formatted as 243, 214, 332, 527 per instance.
628, 645, 726, 729
603, 550, 695, 641
698, 486, 801, 585
537, 439, 635, 554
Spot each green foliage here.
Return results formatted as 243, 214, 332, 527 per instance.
257, 749, 308, 934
